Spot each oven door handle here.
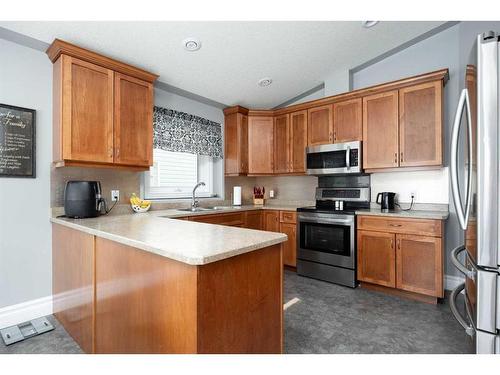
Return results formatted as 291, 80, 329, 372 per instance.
450, 245, 476, 280
298, 217, 354, 225
345, 146, 351, 169
449, 282, 475, 337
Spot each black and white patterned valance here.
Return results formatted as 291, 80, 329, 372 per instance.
153, 106, 223, 159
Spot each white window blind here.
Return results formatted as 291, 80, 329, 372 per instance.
144, 149, 214, 199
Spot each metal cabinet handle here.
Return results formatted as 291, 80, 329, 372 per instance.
394, 152, 398, 164
391, 239, 394, 249
400, 152, 404, 163
449, 282, 475, 337
389, 223, 402, 227
450, 245, 476, 280
397, 239, 401, 249
450, 88, 473, 230
329, 131, 333, 142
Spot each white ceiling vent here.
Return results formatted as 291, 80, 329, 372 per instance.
362, 21, 379, 28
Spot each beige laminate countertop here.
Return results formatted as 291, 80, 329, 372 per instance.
50, 209, 287, 266
354, 208, 449, 220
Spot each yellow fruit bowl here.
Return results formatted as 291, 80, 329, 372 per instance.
131, 204, 151, 213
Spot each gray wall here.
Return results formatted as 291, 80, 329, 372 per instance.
0, 36, 225, 309
0, 38, 53, 308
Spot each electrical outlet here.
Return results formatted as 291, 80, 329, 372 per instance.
410, 192, 416, 201
111, 190, 120, 202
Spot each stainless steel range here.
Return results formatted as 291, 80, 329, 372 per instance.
297, 175, 370, 288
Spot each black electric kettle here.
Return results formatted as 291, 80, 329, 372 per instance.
376, 192, 396, 211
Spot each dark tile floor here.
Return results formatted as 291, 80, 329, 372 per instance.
0, 271, 474, 354
284, 270, 474, 354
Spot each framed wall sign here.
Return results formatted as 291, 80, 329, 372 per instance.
0, 103, 36, 178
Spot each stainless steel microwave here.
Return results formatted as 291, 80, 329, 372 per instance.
306, 141, 362, 175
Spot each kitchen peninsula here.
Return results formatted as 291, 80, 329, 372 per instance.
50, 212, 287, 354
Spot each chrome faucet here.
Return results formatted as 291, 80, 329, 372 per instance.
191, 182, 206, 209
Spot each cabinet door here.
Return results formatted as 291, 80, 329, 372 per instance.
362, 91, 399, 169
307, 105, 333, 146
399, 81, 443, 167
280, 222, 296, 267
274, 114, 290, 173
333, 98, 362, 143
357, 230, 396, 287
114, 72, 153, 167
290, 110, 308, 173
245, 210, 263, 230
248, 116, 274, 174
263, 211, 280, 232
224, 113, 248, 175
61, 55, 114, 163
396, 234, 443, 297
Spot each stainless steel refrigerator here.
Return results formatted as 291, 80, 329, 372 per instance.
450, 31, 500, 354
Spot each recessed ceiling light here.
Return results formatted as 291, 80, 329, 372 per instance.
258, 77, 273, 87
183, 38, 201, 51
362, 21, 379, 28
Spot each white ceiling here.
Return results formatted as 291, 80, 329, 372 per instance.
0, 21, 445, 108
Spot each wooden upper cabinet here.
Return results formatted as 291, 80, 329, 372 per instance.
357, 230, 396, 288
399, 81, 443, 167
114, 73, 153, 167
362, 90, 399, 170
55, 55, 114, 163
289, 110, 308, 173
333, 98, 362, 143
307, 105, 333, 146
248, 116, 274, 174
396, 234, 443, 297
47, 39, 158, 170
273, 114, 290, 174
224, 109, 248, 176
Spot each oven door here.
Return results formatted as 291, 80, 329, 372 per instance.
297, 213, 355, 269
306, 141, 361, 175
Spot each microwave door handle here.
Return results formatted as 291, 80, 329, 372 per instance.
450, 88, 469, 230
345, 146, 351, 169
449, 282, 475, 337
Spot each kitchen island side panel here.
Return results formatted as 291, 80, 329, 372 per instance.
52, 224, 96, 353
197, 244, 283, 354
94, 237, 198, 354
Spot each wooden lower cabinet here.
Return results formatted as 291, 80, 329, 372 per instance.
396, 234, 443, 297
245, 210, 263, 230
357, 230, 396, 288
52, 223, 283, 354
189, 212, 245, 226
263, 210, 280, 232
357, 216, 444, 303
280, 223, 296, 267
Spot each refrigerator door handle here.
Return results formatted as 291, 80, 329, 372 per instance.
450, 88, 473, 231
451, 245, 476, 280
449, 282, 475, 337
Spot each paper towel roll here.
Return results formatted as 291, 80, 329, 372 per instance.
233, 186, 242, 206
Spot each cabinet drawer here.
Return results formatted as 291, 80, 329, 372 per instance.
190, 212, 245, 227
280, 211, 296, 224
357, 215, 442, 237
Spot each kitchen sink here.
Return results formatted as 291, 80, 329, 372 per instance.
206, 206, 240, 211
176, 207, 212, 212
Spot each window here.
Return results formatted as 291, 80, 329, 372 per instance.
144, 149, 215, 199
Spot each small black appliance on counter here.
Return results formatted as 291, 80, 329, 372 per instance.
64, 181, 105, 218
376, 192, 396, 211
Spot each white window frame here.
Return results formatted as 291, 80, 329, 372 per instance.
143, 149, 215, 200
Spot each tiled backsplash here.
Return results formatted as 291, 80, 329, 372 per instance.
51, 166, 141, 206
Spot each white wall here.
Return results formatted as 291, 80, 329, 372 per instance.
371, 168, 449, 204
285, 87, 325, 106
324, 68, 350, 96
0, 38, 52, 308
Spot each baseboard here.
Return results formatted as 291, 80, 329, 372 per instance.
0, 295, 53, 329
444, 274, 464, 291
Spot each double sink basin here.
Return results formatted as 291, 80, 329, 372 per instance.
176, 206, 242, 213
